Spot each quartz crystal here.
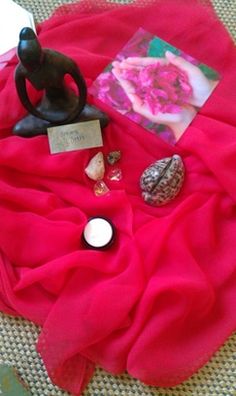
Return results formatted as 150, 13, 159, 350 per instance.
85, 152, 105, 181
107, 168, 123, 181
94, 180, 110, 196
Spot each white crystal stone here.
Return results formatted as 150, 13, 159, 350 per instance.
85, 152, 105, 181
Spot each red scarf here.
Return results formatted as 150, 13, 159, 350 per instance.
0, 1, 235, 394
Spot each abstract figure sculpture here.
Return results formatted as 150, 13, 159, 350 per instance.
13, 27, 108, 137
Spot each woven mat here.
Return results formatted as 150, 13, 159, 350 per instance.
15, 0, 236, 39
0, 313, 236, 396
0, 1, 236, 395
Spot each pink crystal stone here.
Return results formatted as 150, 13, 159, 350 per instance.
107, 168, 123, 181
94, 180, 110, 196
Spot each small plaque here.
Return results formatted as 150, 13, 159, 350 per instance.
47, 120, 103, 154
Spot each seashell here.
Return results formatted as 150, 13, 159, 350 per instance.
85, 152, 105, 181
140, 154, 185, 206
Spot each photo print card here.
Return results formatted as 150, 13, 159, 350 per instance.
90, 28, 220, 145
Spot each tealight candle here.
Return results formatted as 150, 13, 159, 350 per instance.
82, 217, 115, 249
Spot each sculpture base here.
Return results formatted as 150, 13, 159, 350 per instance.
13, 104, 109, 137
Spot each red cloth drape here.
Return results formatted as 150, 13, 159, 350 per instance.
0, 1, 236, 394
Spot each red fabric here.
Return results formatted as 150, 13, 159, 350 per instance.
0, 0, 236, 394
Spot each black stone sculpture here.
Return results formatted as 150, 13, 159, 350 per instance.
13, 27, 108, 137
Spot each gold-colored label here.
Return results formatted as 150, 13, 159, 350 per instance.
47, 120, 103, 154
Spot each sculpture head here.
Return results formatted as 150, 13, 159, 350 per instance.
18, 27, 44, 72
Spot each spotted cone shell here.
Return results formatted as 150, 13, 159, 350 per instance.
140, 154, 185, 206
